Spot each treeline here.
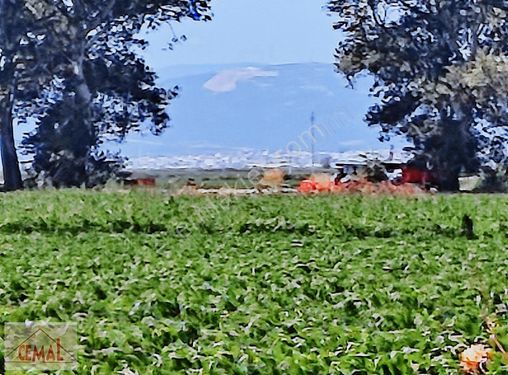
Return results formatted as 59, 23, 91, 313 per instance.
329, 0, 508, 191
4, 1, 508, 192
0, 0, 211, 190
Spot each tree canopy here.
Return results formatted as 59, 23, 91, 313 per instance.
329, 0, 508, 190
0, 0, 212, 189
0, 0, 59, 190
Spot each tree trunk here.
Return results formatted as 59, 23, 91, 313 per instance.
431, 115, 475, 192
0, 2, 23, 191
437, 168, 460, 192
0, 90, 22, 191
69, 57, 94, 185
51, 43, 94, 187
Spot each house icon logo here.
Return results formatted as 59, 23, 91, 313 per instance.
4, 322, 77, 371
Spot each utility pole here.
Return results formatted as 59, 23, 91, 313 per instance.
310, 112, 316, 168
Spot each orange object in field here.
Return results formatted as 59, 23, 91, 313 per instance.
124, 177, 156, 187
258, 168, 285, 188
298, 179, 316, 193
459, 344, 491, 374
311, 173, 332, 192
315, 180, 332, 192
298, 173, 334, 193
137, 178, 156, 186
298, 173, 333, 193
330, 183, 346, 193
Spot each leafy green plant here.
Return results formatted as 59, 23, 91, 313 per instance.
0, 191, 506, 374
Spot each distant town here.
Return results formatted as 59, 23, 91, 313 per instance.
126, 149, 408, 170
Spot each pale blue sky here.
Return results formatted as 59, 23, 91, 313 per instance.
145, 0, 337, 69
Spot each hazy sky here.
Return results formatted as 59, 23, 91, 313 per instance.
145, 0, 338, 69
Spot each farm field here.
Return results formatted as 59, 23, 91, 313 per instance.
0, 191, 507, 374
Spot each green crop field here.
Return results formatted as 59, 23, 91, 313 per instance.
0, 191, 507, 374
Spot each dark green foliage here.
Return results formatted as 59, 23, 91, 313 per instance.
0, 0, 57, 190
0, 1, 211, 188
328, 1, 508, 190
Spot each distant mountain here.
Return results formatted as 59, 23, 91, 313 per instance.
2, 63, 409, 177
118, 63, 407, 158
